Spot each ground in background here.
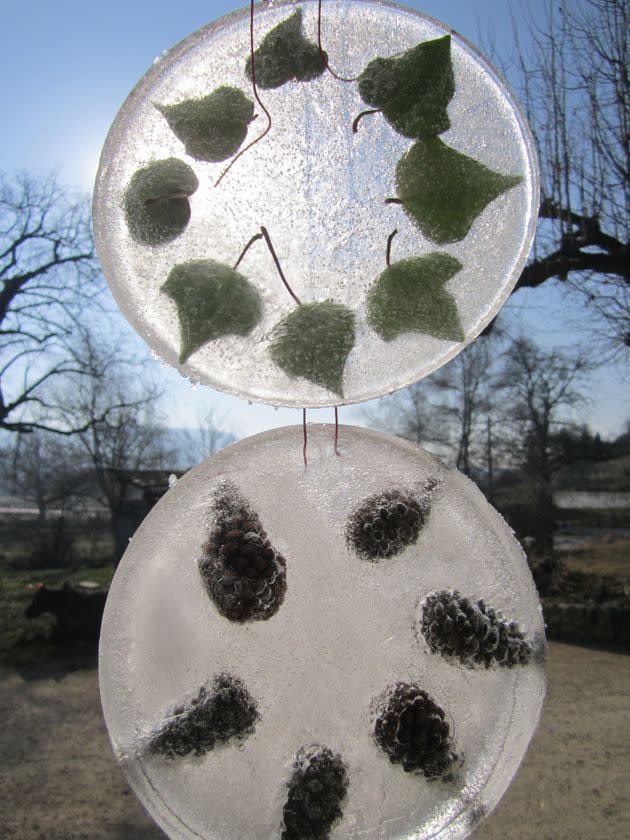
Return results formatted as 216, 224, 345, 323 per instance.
0, 642, 628, 839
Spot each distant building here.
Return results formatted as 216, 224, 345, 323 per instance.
102, 469, 187, 566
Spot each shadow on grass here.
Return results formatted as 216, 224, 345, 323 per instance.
550, 637, 630, 657
3, 635, 98, 681
111, 821, 167, 839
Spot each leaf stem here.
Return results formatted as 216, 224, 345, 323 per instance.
233, 232, 264, 270
318, 0, 359, 83
260, 226, 301, 306
386, 229, 398, 267
352, 109, 380, 133
214, 0, 272, 187
303, 408, 308, 467
334, 405, 340, 455
144, 191, 192, 206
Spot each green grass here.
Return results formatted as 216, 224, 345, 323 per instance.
557, 507, 630, 529
0, 519, 113, 570
0, 564, 115, 664
562, 538, 630, 586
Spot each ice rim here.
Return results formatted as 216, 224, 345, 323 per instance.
98, 424, 546, 840
92, 0, 540, 409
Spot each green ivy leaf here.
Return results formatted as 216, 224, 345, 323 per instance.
245, 9, 327, 89
123, 158, 199, 245
358, 36, 454, 138
270, 301, 355, 397
155, 87, 255, 162
367, 253, 464, 342
396, 138, 523, 244
161, 259, 263, 363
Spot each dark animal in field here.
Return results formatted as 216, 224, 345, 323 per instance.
24, 582, 108, 641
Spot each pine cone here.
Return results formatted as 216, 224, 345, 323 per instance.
346, 489, 429, 560
282, 744, 348, 840
421, 590, 532, 669
149, 673, 258, 759
373, 682, 457, 778
199, 483, 287, 622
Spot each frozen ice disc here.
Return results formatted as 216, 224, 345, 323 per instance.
99, 424, 545, 840
93, 0, 538, 407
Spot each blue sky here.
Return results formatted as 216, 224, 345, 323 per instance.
2, 0, 627, 440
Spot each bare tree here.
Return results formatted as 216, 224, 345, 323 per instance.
502, 337, 593, 553
365, 338, 502, 476
428, 339, 497, 476
0, 172, 104, 433
175, 408, 235, 468
56, 329, 172, 514
364, 377, 448, 452
505, 0, 629, 354
0, 431, 82, 522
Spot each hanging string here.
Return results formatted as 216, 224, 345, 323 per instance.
215, 0, 272, 187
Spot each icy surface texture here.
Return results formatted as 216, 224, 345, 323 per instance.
99, 425, 546, 840
93, 0, 538, 407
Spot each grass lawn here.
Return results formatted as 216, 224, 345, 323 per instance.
562, 537, 630, 585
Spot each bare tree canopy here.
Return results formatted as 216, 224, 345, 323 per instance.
367, 336, 503, 478
0, 431, 82, 522
56, 329, 172, 513
502, 337, 593, 552
174, 408, 235, 468
0, 172, 101, 433
507, 0, 629, 352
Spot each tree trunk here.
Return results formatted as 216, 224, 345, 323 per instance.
485, 416, 494, 502
533, 487, 554, 556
